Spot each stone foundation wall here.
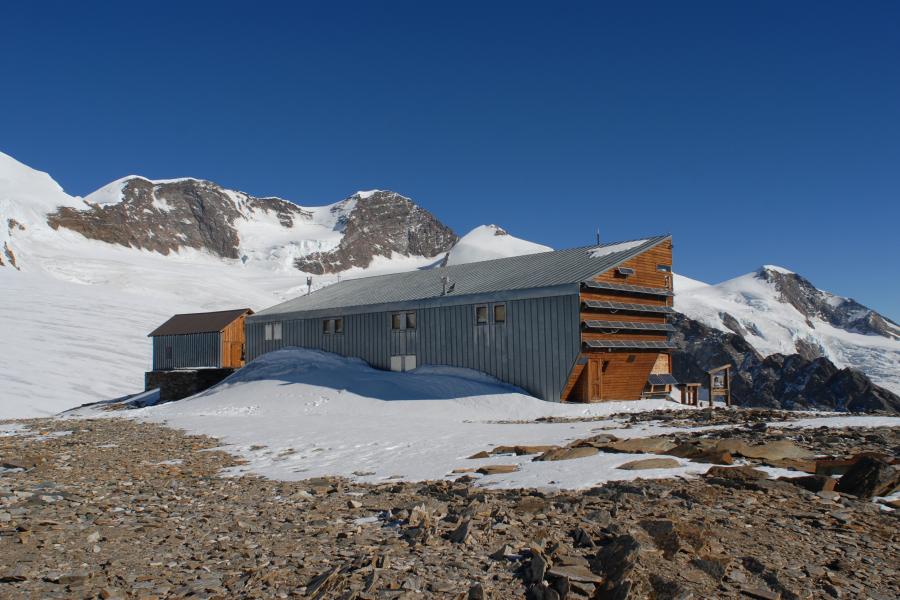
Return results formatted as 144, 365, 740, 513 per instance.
145, 369, 235, 402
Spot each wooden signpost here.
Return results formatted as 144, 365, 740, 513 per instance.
707, 364, 732, 407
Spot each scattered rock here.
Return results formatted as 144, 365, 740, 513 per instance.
780, 475, 836, 493
534, 446, 599, 462
605, 437, 678, 454
704, 466, 769, 482
835, 456, 900, 498
476, 464, 519, 475
618, 457, 681, 470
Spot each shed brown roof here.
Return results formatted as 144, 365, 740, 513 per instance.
148, 308, 253, 337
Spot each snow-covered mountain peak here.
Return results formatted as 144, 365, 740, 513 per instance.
761, 264, 795, 275
444, 224, 551, 266
676, 266, 900, 395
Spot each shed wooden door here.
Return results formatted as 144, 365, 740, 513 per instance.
588, 359, 603, 401
224, 342, 244, 368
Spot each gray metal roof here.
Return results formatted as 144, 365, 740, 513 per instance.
253, 235, 670, 319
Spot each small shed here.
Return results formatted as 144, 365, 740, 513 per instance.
148, 308, 253, 371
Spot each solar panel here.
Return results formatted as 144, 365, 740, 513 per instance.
648, 374, 679, 385
583, 340, 677, 350
581, 280, 673, 297
582, 300, 675, 314
583, 320, 675, 332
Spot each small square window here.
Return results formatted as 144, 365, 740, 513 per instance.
627, 354, 636, 363
264, 323, 273, 341
475, 305, 488, 325
493, 303, 506, 323
273, 322, 282, 341
334, 318, 343, 333
323, 319, 333, 334
392, 313, 402, 330
405, 312, 416, 330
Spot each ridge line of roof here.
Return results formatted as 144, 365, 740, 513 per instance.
303, 233, 670, 289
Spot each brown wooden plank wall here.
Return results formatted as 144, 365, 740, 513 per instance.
570, 239, 674, 402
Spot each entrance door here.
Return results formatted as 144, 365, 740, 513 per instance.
224, 342, 243, 368
588, 359, 603, 401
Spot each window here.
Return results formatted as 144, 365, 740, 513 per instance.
334, 318, 343, 334
165, 346, 173, 360
493, 303, 506, 323
264, 323, 273, 341
323, 319, 333, 334
391, 312, 416, 330
273, 322, 282, 341
475, 305, 488, 325
616, 267, 635, 277
627, 354, 636, 363
657, 264, 672, 273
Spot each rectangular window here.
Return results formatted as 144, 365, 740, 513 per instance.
264, 323, 273, 341
617, 267, 635, 277
475, 305, 488, 325
273, 322, 282, 341
334, 318, 343, 333
405, 312, 416, 330
392, 313, 402, 330
323, 319, 333, 334
656, 264, 672, 273
165, 346, 173, 360
493, 303, 506, 323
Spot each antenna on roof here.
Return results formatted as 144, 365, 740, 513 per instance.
596, 228, 601, 245
306, 276, 312, 296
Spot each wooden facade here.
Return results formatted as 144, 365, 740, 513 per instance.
220, 312, 250, 368
564, 239, 675, 402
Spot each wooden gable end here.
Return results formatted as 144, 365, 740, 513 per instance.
564, 239, 674, 403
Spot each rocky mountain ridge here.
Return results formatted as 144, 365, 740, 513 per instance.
43, 178, 456, 271
293, 191, 457, 274
671, 313, 900, 413
758, 267, 900, 340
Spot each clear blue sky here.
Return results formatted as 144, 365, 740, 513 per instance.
2, 1, 898, 320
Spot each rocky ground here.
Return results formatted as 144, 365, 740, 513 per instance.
1, 411, 898, 599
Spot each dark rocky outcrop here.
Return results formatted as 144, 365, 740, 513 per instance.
672, 313, 900, 414
293, 191, 457, 274
47, 178, 310, 259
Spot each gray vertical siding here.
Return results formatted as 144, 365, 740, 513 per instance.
246, 293, 581, 401
152, 333, 221, 370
